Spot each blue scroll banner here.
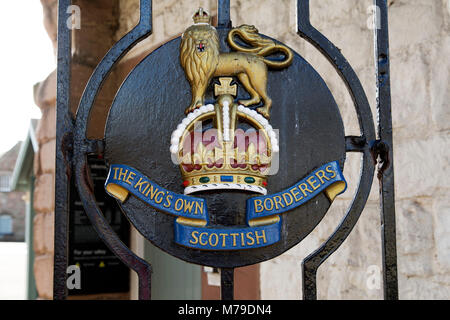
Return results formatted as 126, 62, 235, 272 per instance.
104, 161, 346, 251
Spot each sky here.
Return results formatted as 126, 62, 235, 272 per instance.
0, 1, 56, 155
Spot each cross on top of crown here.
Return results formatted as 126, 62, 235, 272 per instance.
214, 77, 237, 97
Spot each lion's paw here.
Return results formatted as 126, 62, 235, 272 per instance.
185, 102, 203, 114
257, 107, 270, 119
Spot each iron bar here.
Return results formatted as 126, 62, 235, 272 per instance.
218, 3, 233, 301
297, 0, 376, 300
374, 0, 399, 300
54, 0, 73, 300
345, 136, 367, 153
220, 268, 234, 300
217, 0, 231, 28
85, 139, 105, 156
72, 0, 154, 299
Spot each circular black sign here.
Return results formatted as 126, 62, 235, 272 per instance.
105, 30, 345, 268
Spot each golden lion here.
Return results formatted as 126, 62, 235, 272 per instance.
180, 23, 293, 118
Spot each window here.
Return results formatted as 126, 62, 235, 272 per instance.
0, 175, 11, 192
0, 215, 13, 235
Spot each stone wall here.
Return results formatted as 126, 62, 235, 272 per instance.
389, 0, 449, 299
32, 0, 449, 299
249, 0, 450, 299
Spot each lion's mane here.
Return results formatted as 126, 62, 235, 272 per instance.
180, 25, 220, 93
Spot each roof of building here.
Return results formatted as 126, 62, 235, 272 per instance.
10, 120, 39, 192
0, 142, 22, 172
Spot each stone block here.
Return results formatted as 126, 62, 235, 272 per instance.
399, 274, 450, 300
429, 36, 450, 131
394, 133, 450, 199
318, 264, 383, 300
398, 253, 434, 278
389, 1, 443, 52
39, 140, 56, 174
33, 70, 56, 110
432, 196, 450, 272
44, 212, 55, 254
34, 254, 54, 300
310, 0, 371, 29
34, 173, 55, 213
396, 198, 434, 256
319, 24, 374, 72
232, 0, 294, 41
35, 106, 56, 145
33, 213, 46, 255
390, 47, 431, 140
260, 255, 302, 300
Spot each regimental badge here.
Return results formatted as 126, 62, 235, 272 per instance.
179, 8, 293, 118
103, 8, 347, 267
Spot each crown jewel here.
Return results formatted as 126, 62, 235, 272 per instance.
170, 78, 279, 195
192, 8, 211, 24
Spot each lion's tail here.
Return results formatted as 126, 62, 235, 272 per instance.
227, 25, 293, 70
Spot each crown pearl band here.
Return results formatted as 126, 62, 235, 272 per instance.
171, 102, 277, 195
170, 104, 279, 156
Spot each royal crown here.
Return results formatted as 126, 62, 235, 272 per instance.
170, 78, 279, 195
192, 7, 211, 24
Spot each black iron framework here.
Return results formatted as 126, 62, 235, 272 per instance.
54, 0, 398, 300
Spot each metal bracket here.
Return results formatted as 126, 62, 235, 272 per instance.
370, 139, 391, 179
